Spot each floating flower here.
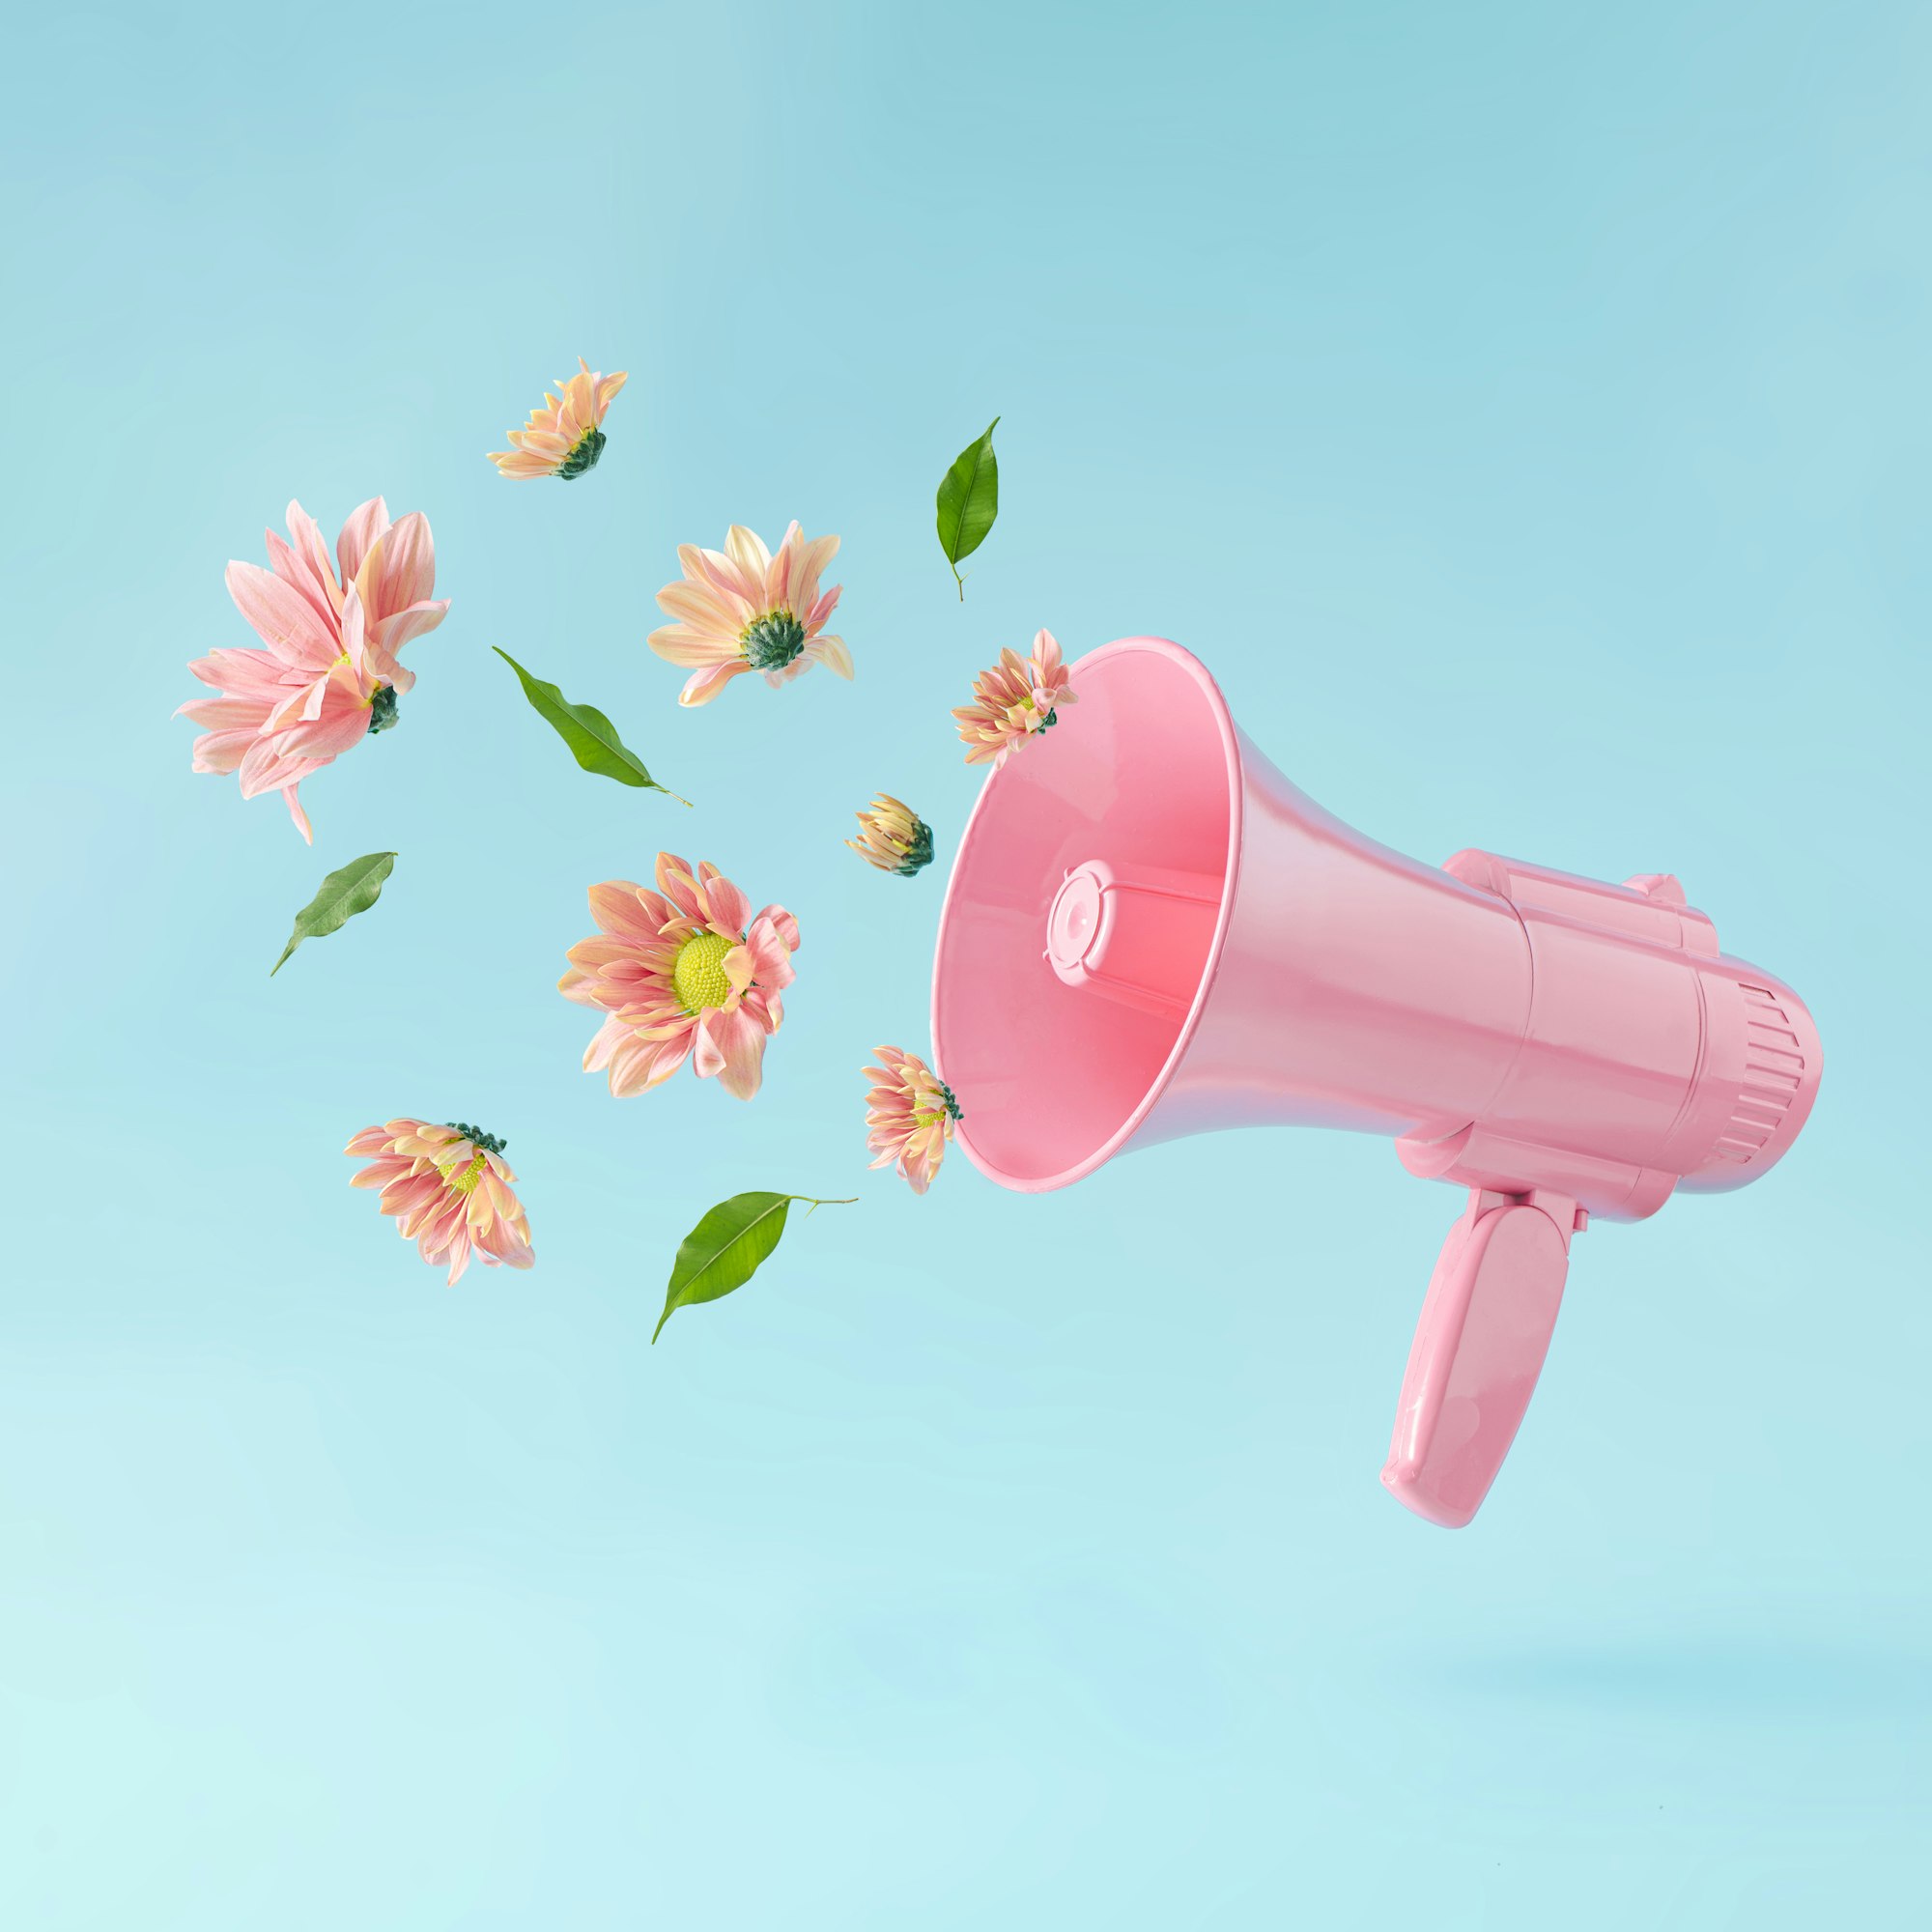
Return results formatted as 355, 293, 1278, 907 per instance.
952, 627, 1077, 769
345, 1119, 533, 1285
177, 498, 448, 840
559, 854, 800, 1101
488, 358, 628, 479
847, 794, 933, 877
865, 1046, 961, 1195
648, 522, 851, 706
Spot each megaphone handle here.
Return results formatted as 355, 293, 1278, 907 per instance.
1380, 1189, 1576, 1528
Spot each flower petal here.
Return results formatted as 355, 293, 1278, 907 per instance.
335, 497, 390, 586
225, 561, 340, 670
678, 661, 750, 706
695, 1006, 767, 1100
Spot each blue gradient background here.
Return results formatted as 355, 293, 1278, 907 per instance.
4, 4, 1926, 1925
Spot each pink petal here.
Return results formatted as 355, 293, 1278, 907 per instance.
225, 562, 341, 670
585, 881, 664, 946
335, 497, 390, 585
648, 624, 742, 668
655, 854, 705, 924
724, 525, 772, 586
679, 661, 749, 706
283, 783, 313, 842
185, 645, 289, 696
371, 510, 437, 615
655, 579, 741, 634
282, 502, 341, 609
754, 903, 801, 952
370, 599, 448, 662
697, 866, 752, 937
809, 635, 854, 679
265, 529, 339, 627
694, 1006, 768, 1100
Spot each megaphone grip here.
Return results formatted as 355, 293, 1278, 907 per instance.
1381, 1193, 1572, 1528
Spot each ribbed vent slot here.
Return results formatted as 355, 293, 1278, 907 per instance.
1714, 984, 1806, 1162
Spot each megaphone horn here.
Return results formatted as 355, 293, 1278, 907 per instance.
930, 638, 1821, 1526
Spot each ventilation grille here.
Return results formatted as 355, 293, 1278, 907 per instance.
1711, 983, 1806, 1164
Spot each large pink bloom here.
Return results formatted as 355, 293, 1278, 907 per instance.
648, 522, 851, 707
558, 853, 800, 1101
178, 498, 449, 840
864, 1045, 961, 1194
952, 628, 1077, 769
345, 1119, 533, 1285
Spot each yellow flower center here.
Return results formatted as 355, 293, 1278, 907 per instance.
673, 930, 737, 1014
445, 1151, 488, 1195
915, 1082, 964, 1125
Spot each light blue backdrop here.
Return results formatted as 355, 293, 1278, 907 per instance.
3, 3, 1925, 1925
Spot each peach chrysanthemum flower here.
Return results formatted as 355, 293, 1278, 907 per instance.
178, 498, 449, 841
488, 358, 627, 480
952, 628, 1077, 769
345, 1119, 533, 1285
558, 853, 800, 1101
847, 794, 933, 877
647, 522, 852, 707
865, 1046, 962, 1195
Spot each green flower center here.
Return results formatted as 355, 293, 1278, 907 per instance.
557, 426, 606, 480
672, 930, 737, 1014
741, 609, 807, 671
895, 816, 935, 877
367, 684, 400, 734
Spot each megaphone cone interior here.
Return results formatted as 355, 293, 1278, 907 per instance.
933, 639, 1240, 1190
931, 638, 1821, 1526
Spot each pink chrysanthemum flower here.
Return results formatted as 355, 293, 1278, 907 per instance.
647, 522, 851, 707
177, 498, 449, 841
345, 1119, 533, 1285
952, 627, 1077, 769
865, 1046, 962, 1195
488, 358, 628, 480
558, 853, 800, 1101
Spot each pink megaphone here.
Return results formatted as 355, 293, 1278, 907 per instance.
929, 638, 1821, 1526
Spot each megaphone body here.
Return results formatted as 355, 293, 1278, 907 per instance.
930, 639, 1821, 1526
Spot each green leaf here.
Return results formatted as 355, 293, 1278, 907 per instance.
935, 415, 1000, 600
270, 850, 397, 976
494, 647, 692, 805
654, 1191, 855, 1344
